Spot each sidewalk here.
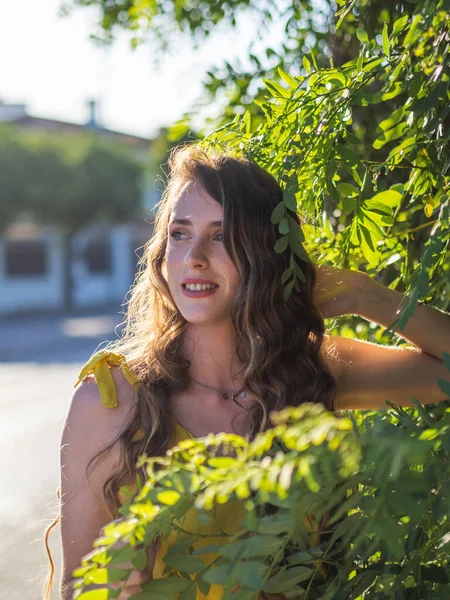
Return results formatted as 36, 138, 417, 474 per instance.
0, 304, 124, 361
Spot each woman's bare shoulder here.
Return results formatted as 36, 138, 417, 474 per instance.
70, 365, 138, 436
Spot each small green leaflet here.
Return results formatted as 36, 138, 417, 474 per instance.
278, 66, 298, 89
263, 566, 314, 593
302, 56, 311, 74
164, 553, 206, 573
157, 490, 181, 505
356, 28, 368, 44
218, 534, 283, 558
382, 23, 390, 59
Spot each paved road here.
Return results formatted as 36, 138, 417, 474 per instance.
0, 307, 123, 600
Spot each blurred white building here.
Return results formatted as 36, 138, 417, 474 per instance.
0, 101, 159, 316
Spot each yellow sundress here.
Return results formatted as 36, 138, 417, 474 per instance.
75, 351, 322, 599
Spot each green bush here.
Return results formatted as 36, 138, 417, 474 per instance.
72, 392, 450, 599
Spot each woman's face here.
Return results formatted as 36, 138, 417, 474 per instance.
165, 182, 240, 324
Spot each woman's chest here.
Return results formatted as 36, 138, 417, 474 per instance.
169, 390, 256, 439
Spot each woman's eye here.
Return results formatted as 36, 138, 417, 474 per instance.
170, 231, 223, 242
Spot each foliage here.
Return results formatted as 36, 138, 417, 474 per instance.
0, 125, 143, 235
64, 1, 450, 597
198, 0, 450, 322
66, 0, 450, 335
72, 392, 450, 599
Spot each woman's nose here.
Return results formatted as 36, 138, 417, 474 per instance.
184, 240, 209, 267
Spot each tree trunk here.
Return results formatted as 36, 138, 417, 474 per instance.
61, 232, 74, 313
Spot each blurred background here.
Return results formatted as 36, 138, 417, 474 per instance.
0, 1, 284, 598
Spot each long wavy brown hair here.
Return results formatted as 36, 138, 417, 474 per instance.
43, 144, 337, 599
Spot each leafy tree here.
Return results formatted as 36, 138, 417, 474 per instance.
0, 126, 144, 310
0, 129, 34, 232
60, 1, 450, 597
64, 0, 449, 318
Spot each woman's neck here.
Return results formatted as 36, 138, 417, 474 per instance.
181, 322, 244, 391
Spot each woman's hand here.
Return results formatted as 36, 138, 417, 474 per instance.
313, 265, 367, 319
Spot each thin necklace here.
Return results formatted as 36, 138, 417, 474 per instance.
190, 376, 247, 401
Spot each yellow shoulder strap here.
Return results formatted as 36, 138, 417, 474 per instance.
74, 350, 141, 408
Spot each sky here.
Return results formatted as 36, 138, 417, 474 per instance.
0, 0, 284, 139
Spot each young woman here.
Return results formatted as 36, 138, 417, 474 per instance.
43, 145, 450, 600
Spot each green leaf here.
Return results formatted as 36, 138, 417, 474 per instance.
443, 352, 450, 373
392, 15, 409, 35
419, 428, 440, 440
192, 543, 222, 556
342, 196, 357, 214
368, 190, 402, 208
381, 81, 403, 101
293, 260, 306, 283
326, 174, 340, 203
360, 224, 380, 265
142, 575, 192, 593
202, 563, 232, 585
361, 214, 385, 240
253, 513, 296, 535
73, 565, 92, 578
167, 121, 190, 142
286, 548, 323, 564
356, 28, 368, 44
348, 571, 378, 599
382, 23, 390, 59
164, 553, 205, 573
263, 566, 314, 593
107, 545, 137, 566
207, 456, 236, 468
437, 379, 450, 398
378, 106, 406, 133
157, 490, 181, 505
240, 561, 267, 591
274, 235, 289, 253
271, 201, 286, 224
131, 549, 148, 571
281, 268, 293, 284
373, 122, 408, 149
278, 217, 289, 234
283, 279, 295, 301
283, 189, 297, 211
84, 568, 130, 585
337, 182, 359, 197
196, 576, 211, 596
362, 207, 394, 226
219, 535, 283, 559
302, 56, 311, 74
278, 67, 298, 89
263, 79, 290, 99
287, 214, 305, 242
179, 584, 196, 600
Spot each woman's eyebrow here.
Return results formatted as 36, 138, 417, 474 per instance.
170, 218, 222, 227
